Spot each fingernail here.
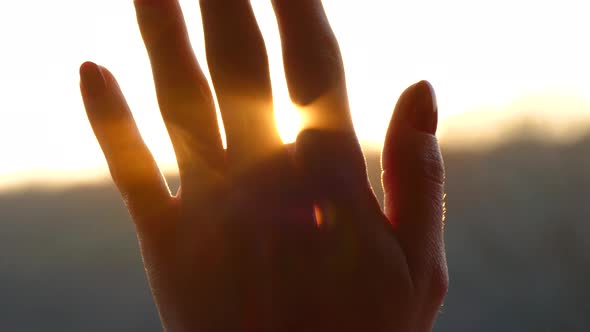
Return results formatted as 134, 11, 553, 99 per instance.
80, 61, 106, 98
411, 80, 438, 134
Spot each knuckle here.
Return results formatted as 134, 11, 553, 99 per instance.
383, 132, 445, 188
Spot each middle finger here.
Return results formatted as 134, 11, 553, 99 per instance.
200, 0, 282, 170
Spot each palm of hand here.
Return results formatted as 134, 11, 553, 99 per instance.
140, 141, 414, 332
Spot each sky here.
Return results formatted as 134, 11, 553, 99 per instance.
1, 0, 589, 189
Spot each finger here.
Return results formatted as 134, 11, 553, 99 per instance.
382, 81, 448, 308
272, 0, 354, 132
294, 129, 385, 233
275, 0, 370, 225
274, 0, 372, 230
199, 0, 282, 169
135, 0, 224, 189
295, 130, 369, 205
80, 62, 171, 222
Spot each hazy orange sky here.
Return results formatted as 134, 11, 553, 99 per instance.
1, 0, 589, 189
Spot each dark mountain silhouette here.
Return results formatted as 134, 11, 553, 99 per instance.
1, 135, 589, 331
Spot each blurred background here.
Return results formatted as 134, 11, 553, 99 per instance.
1, 0, 589, 330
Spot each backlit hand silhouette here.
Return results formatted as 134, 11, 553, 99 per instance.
79, 0, 447, 331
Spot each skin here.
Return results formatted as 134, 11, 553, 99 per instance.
79, 0, 447, 331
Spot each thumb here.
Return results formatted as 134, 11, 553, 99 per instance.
382, 81, 447, 306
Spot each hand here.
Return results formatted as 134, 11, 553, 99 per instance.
79, 0, 447, 331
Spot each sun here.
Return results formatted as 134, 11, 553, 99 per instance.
274, 104, 303, 144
